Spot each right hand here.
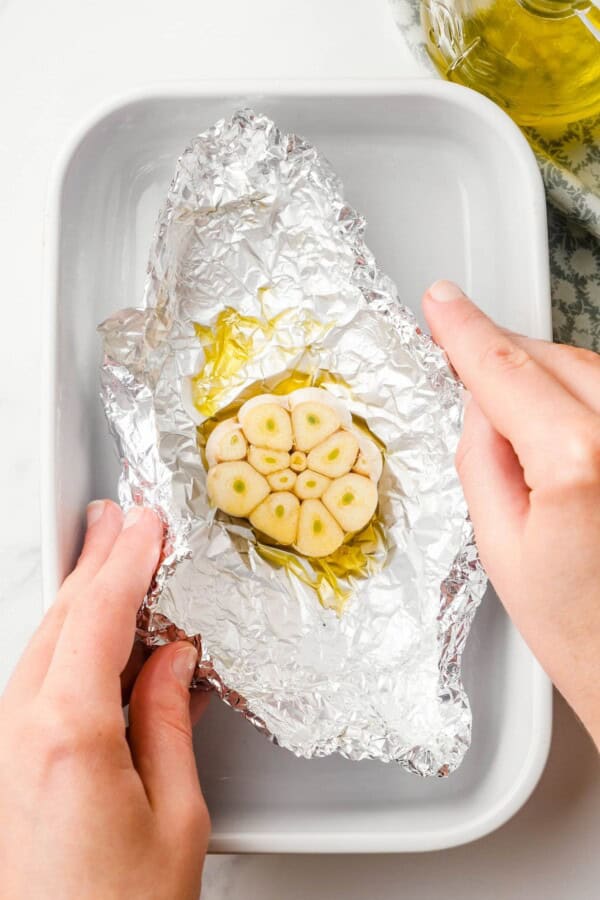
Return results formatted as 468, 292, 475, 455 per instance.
423, 280, 600, 748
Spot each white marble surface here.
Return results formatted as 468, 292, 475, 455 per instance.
0, 1, 597, 897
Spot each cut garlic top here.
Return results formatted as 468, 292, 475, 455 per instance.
206, 388, 382, 557
205, 419, 247, 468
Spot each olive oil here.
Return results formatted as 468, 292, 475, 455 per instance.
423, 0, 600, 126
191, 301, 333, 418
256, 517, 388, 615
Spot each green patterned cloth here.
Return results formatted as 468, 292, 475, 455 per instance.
389, 0, 600, 351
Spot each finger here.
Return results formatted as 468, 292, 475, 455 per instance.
423, 281, 594, 486
3, 501, 123, 704
44, 507, 163, 704
509, 335, 600, 414
128, 643, 208, 832
121, 640, 150, 707
62, 500, 125, 590
190, 688, 211, 727
456, 398, 529, 582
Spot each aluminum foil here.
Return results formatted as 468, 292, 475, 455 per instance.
99, 110, 487, 776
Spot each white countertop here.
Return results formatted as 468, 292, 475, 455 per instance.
0, 1, 597, 897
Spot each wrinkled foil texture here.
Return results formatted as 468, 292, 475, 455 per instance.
99, 110, 487, 776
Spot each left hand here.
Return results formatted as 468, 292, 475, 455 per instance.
0, 501, 210, 900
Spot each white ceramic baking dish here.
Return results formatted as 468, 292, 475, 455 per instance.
42, 80, 552, 853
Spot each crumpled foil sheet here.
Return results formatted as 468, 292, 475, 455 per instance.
99, 110, 487, 776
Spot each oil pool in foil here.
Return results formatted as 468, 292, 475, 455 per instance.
99, 110, 487, 776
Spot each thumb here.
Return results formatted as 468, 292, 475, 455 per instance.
128, 642, 208, 824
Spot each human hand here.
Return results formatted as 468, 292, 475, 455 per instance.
0, 502, 210, 900
424, 281, 600, 748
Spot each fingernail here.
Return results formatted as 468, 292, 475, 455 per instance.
122, 506, 145, 530
87, 500, 105, 527
428, 280, 464, 302
172, 645, 198, 686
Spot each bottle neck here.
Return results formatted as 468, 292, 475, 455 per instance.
517, 0, 588, 18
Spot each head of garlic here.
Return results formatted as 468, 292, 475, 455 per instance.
205, 388, 382, 558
